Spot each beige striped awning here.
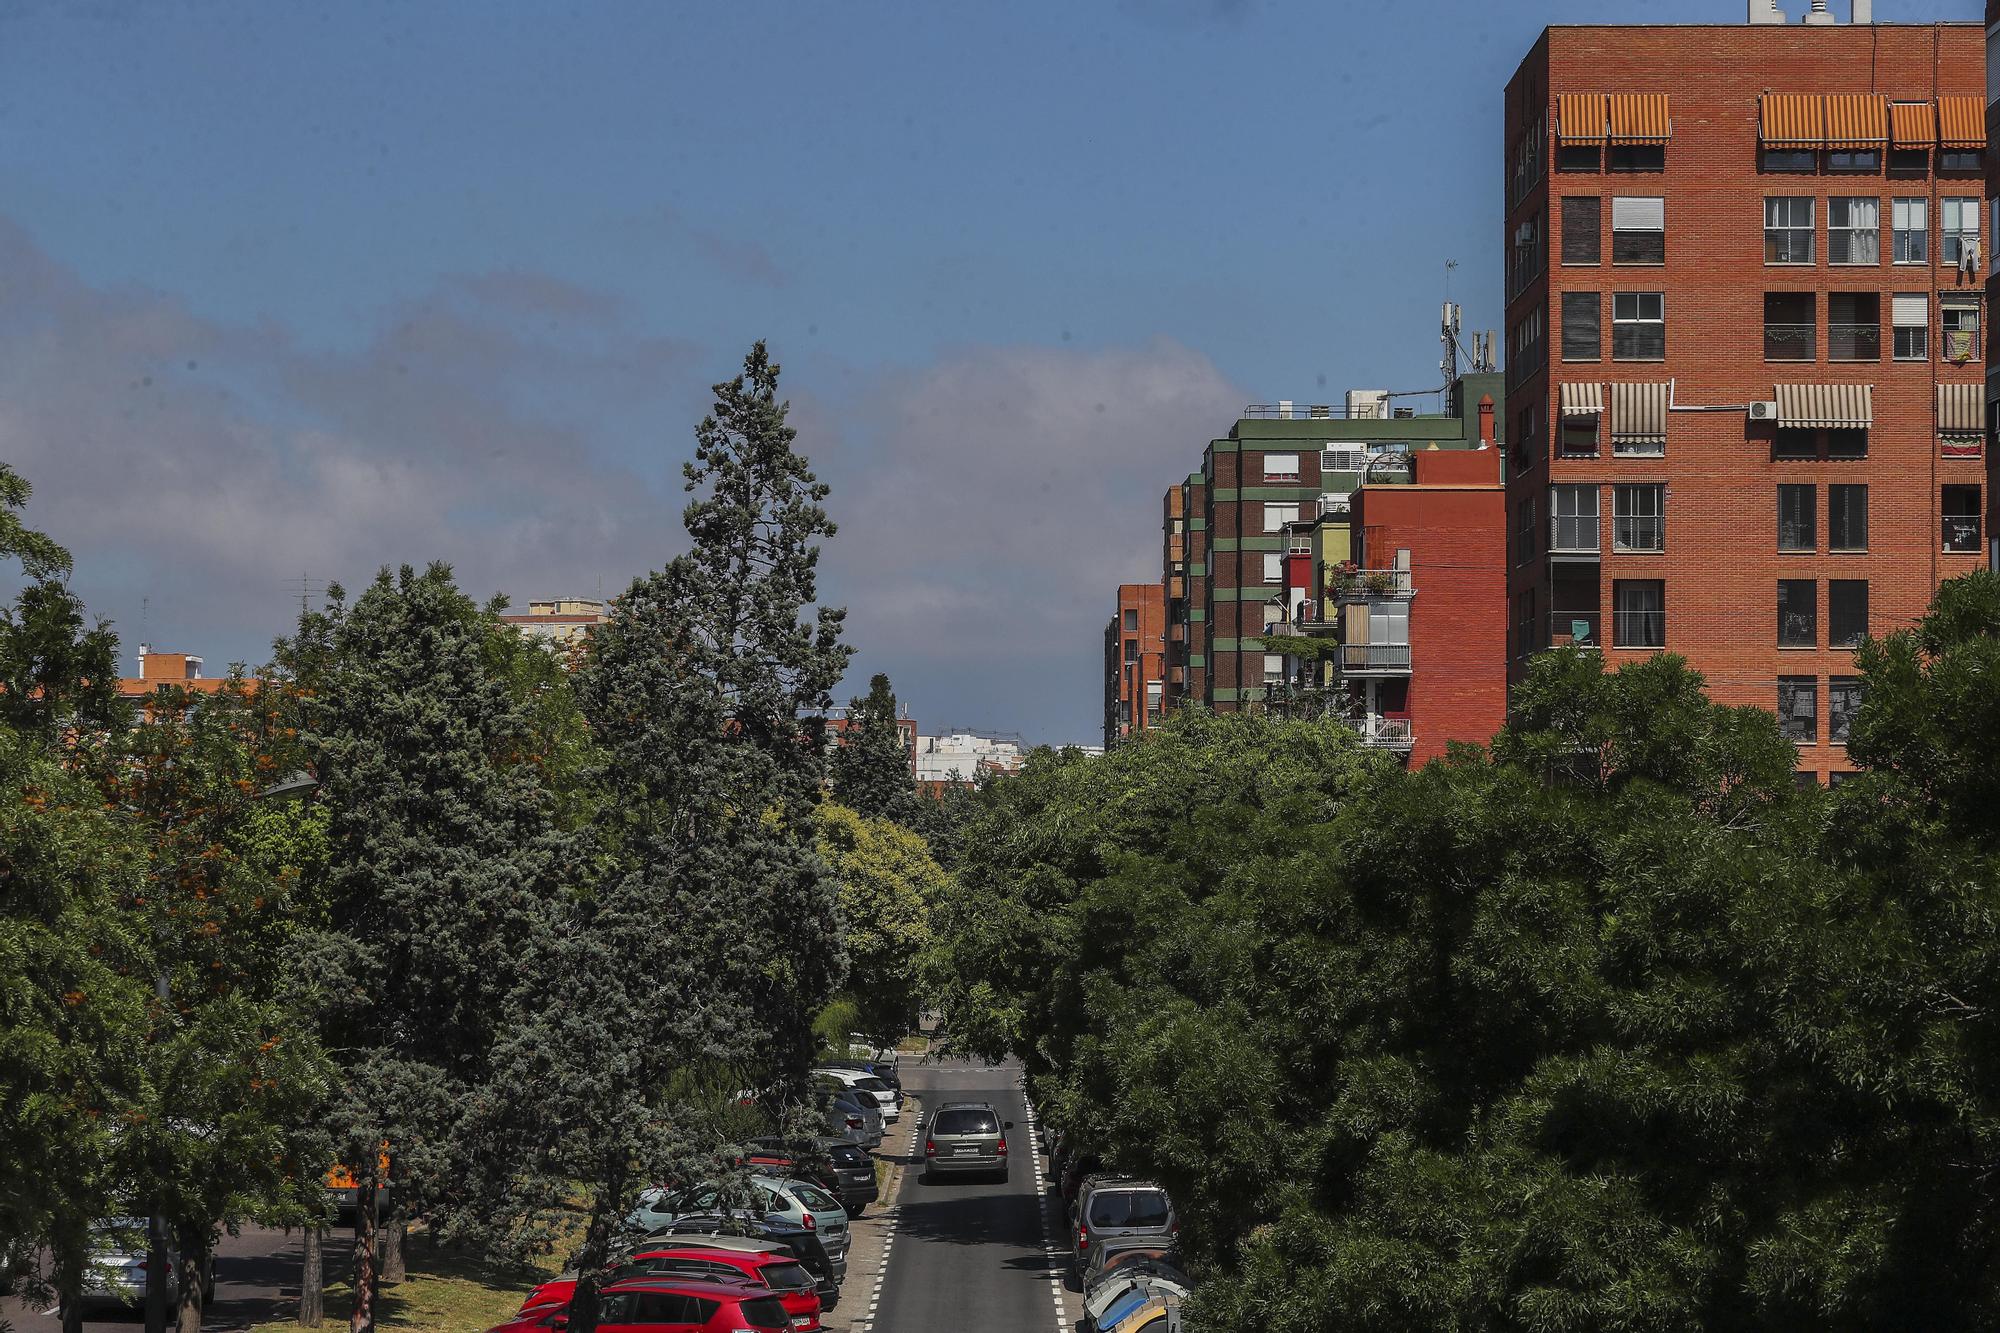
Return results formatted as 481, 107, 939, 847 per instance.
1937, 382, 1982, 433
1608, 94, 1671, 145
1610, 382, 1669, 445
1777, 383, 1874, 429
1761, 94, 1825, 149
1890, 100, 1937, 148
1557, 93, 1608, 145
1938, 96, 1983, 149
1825, 95, 1888, 149
1560, 382, 1604, 416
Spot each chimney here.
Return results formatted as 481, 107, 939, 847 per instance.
1852, 0, 1870, 20
1802, 0, 1835, 23
1748, 0, 1786, 22
136, 643, 148, 677
1477, 393, 1495, 448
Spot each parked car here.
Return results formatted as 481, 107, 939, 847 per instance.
813, 1067, 898, 1122
1080, 1268, 1191, 1333
815, 1138, 879, 1217
922, 1102, 1013, 1182
817, 1087, 883, 1148
69, 1219, 214, 1314
1058, 1152, 1103, 1214
655, 1214, 840, 1308
1082, 1236, 1178, 1288
1073, 1178, 1175, 1270
491, 1276, 792, 1333
519, 1241, 821, 1332
818, 1058, 902, 1099
633, 1176, 847, 1263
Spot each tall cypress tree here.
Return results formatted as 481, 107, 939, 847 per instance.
830, 673, 920, 825
509, 342, 851, 1333
278, 565, 567, 1333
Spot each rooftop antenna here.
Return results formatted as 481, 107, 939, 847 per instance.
1441, 261, 1463, 393
288, 573, 325, 618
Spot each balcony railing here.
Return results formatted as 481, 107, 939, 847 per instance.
1550, 519, 1601, 554
1551, 610, 1601, 648
1331, 569, 1415, 601
1339, 642, 1412, 673
1343, 714, 1416, 749
1944, 515, 1983, 552
1764, 322, 1815, 361
1828, 322, 1881, 361
1245, 402, 1387, 420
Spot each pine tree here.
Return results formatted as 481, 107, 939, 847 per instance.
829, 673, 920, 825
511, 342, 851, 1333
277, 565, 568, 1333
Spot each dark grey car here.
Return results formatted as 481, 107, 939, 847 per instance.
923, 1102, 1013, 1181
1074, 1178, 1175, 1272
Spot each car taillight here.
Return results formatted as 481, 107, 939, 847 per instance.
845, 1116, 861, 1129
1077, 1224, 1089, 1252
802, 1213, 815, 1230
925, 1139, 936, 1157
996, 1136, 1008, 1156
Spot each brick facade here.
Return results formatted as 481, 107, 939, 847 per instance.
1105, 582, 1166, 748
1506, 23, 1986, 783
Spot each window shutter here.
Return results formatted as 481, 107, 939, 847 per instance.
1562, 291, 1601, 359
1262, 553, 1283, 583
1262, 453, 1299, 478
1561, 197, 1601, 264
1892, 293, 1928, 327
1611, 196, 1665, 230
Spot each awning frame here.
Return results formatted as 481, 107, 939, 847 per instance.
1607, 94, 1671, 146
1938, 96, 1983, 150
1825, 94, 1888, 150
1936, 382, 1982, 434
1560, 382, 1604, 416
1775, 383, 1875, 430
1760, 94, 1826, 150
1557, 93, 1608, 146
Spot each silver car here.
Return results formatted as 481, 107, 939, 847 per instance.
820, 1087, 883, 1147
922, 1102, 1013, 1181
73, 1219, 214, 1313
1073, 1178, 1175, 1272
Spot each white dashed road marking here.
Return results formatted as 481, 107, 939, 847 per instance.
1019, 1073, 1067, 1333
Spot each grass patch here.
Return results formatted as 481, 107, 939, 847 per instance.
253, 1238, 558, 1333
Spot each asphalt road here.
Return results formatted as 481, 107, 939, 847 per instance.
863, 1056, 1076, 1333
2, 1225, 304, 1333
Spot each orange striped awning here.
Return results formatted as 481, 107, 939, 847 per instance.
1761, 94, 1825, 149
1557, 93, 1608, 146
1607, 94, 1671, 145
1938, 96, 1983, 149
1890, 101, 1937, 148
1825, 94, 1887, 149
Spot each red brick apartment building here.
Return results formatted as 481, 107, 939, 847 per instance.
1105, 583, 1165, 748
1505, 12, 1987, 784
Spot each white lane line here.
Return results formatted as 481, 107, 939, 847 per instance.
1017, 1077, 1068, 1333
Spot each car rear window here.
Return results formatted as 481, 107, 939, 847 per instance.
759, 1260, 813, 1291
738, 1294, 791, 1328
789, 1182, 840, 1212
827, 1144, 868, 1166
855, 1076, 890, 1091
1089, 1190, 1171, 1228
933, 1108, 999, 1135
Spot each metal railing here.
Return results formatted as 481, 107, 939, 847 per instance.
1339, 643, 1412, 672
1343, 714, 1415, 748
1551, 517, 1601, 553
1944, 515, 1983, 552
1331, 569, 1416, 601
1244, 402, 1432, 421
1763, 322, 1816, 361
1828, 322, 1881, 361
1550, 610, 1601, 648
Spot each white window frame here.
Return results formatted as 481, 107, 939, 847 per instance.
1263, 502, 1300, 533
1610, 196, 1666, 264
1892, 197, 1928, 264
1261, 453, 1301, 481
1550, 483, 1601, 552
1828, 196, 1880, 265
1321, 446, 1366, 473
1612, 483, 1665, 552
1262, 654, 1286, 684
1765, 196, 1815, 265
1611, 292, 1665, 361
1892, 292, 1928, 360
1942, 197, 1979, 265
1261, 552, 1283, 584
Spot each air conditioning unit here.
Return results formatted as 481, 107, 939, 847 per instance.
1748, 400, 1780, 422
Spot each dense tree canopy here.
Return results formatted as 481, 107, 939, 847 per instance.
829, 673, 920, 825
816, 802, 945, 1041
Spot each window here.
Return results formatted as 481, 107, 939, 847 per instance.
1778, 484, 1816, 551
1942, 197, 1979, 265
1515, 497, 1537, 564
1612, 292, 1664, 359
1940, 148, 1983, 174
1892, 292, 1928, 360
1559, 144, 1601, 173
1551, 484, 1600, 552
1829, 677, 1863, 743
1778, 677, 1818, 744
1612, 484, 1664, 552
1609, 143, 1664, 173
1261, 602, 1282, 628
1123, 608, 1138, 631
1261, 552, 1282, 584
1559, 409, 1599, 457
1124, 638, 1137, 663
1610, 196, 1665, 263
1943, 484, 1983, 551
1778, 579, 1817, 647
1942, 298, 1980, 362
1763, 147, 1818, 174
1775, 429, 1818, 461
1262, 654, 1285, 685
1826, 428, 1869, 460
1892, 198, 1928, 263
1829, 484, 1867, 551
1829, 580, 1868, 647
1889, 147, 1929, 176
1508, 209, 1545, 300
1562, 197, 1601, 264
1262, 502, 1300, 532
1261, 453, 1300, 481
1612, 580, 1664, 648
1766, 197, 1815, 263
1828, 292, 1880, 361
1562, 291, 1601, 360
1827, 148, 1881, 174
1146, 681, 1163, 721
1765, 292, 1815, 361
1828, 197, 1880, 264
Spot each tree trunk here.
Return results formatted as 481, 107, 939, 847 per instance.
55, 1244, 85, 1333
145, 1212, 171, 1333
300, 1225, 324, 1328
349, 1179, 378, 1333
564, 1173, 626, 1333
174, 1224, 205, 1333
378, 1154, 405, 1286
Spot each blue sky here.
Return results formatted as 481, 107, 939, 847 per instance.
0, 0, 1976, 742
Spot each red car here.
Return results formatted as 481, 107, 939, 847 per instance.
489, 1277, 789, 1333
517, 1243, 821, 1331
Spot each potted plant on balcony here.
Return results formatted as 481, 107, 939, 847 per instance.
1327, 560, 1360, 598
1363, 569, 1396, 596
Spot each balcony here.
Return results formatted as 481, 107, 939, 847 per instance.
1245, 402, 1385, 420
1551, 610, 1601, 649
1764, 322, 1815, 361
1828, 322, 1881, 362
1342, 713, 1415, 750
1339, 642, 1412, 674
1330, 568, 1415, 602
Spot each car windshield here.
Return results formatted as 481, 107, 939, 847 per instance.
1089, 1190, 1171, 1228
933, 1107, 999, 1135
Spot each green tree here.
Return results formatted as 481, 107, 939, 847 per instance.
816, 802, 944, 1041
505, 343, 851, 1333
829, 673, 919, 824
278, 565, 570, 1333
